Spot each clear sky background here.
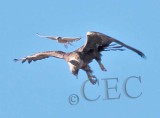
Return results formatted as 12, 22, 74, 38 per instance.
0, 0, 160, 118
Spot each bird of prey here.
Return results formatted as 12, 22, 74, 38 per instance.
36, 33, 81, 48
14, 31, 146, 85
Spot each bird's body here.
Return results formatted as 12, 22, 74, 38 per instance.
15, 31, 146, 84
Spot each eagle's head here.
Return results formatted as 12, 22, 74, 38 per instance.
56, 37, 62, 41
68, 61, 79, 78
67, 52, 82, 78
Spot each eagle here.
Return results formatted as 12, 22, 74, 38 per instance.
36, 33, 81, 48
14, 31, 146, 85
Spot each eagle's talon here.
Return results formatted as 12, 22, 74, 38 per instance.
90, 79, 97, 85
102, 67, 107, 71
89, 75, 97, 85
100, 64, 107, 71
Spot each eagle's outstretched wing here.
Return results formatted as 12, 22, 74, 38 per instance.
80, 31, 146, 58
14, 51, 66, 63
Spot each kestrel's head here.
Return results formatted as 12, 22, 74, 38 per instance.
56, 37, 62, 41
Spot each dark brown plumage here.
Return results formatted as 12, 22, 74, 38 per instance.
14, 31, 146, 84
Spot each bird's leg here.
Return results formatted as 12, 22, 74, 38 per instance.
68, 42, 73, 46
64, 44, 68, 48
83, 65, 97, 85
94, 52, 107, 71
97, 60, 107, 71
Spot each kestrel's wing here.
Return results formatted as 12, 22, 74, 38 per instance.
60, 37, 81, 43
14, 51, 66, 64
79, 31, 146, 58
36, 33, 57, 41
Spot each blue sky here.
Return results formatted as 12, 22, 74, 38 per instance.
0, 0, 160, 118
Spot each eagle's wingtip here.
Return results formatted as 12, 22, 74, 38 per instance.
14, 58, 26, 63
142, 54, 147, 59
13, 59, 19, 62
138, 51, 146, 59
